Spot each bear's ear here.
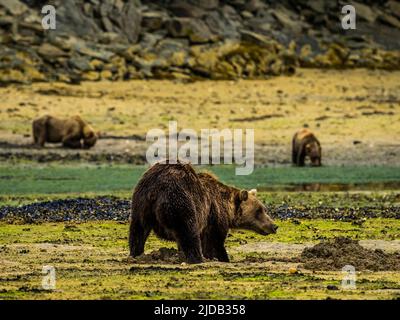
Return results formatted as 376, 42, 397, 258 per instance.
239, 190, 248, 201
249, 189, 257, 196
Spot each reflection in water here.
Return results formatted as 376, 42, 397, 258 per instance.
258, 182, 400, 192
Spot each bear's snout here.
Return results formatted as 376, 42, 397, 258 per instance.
258, 223, 278, 235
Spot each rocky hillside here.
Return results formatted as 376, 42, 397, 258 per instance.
1, 0, 400, 84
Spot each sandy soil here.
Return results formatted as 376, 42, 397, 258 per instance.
0, 68, 399, 165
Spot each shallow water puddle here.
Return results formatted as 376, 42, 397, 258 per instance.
258, 182, 400, 192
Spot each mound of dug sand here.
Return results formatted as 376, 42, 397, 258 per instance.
301, 237, 400, 271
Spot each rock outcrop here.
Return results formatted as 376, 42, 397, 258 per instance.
0, 0, 399, 84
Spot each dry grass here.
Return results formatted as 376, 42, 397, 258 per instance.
0, 69, 399, 147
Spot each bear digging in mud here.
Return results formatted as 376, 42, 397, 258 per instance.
292, 128, 321, 166
129, 162, 278, 263
32, 115, 98, 149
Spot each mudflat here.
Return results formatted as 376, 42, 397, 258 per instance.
0, 68, 399, 166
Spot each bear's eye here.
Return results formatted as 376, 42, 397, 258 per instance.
256, 208, 264, 217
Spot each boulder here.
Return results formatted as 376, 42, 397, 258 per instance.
378, 13, 400, 29
243, 0, 266, 13
100, 69, 113, 80
37, 43, 69, 60
351, 1, 378, 23
306, 0, 326, 14
90, 59, 104, 71
63, 37, 115, 61
189, 0, 219, 10
270, 7, 303, 33
387, 0, 400, 19
166, 18, 217, 43
0, 0, 28, 16
141, 11, 166, 31
81, 71, 100, 81
240, 30, 276, 49
204, 10, 239, 39
168, 1, 206, 18
140, 32, 164, 50
54, 0, 141, 44
55, 0, 101, 38
221, 4, 242, 23
68, 55, 93, 72
155, 38, 190, 63
118, 0, 142, 43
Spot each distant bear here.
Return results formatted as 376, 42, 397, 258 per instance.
32, 115, 98, 149
292, 128, 321, 166
129, 162, 277, 264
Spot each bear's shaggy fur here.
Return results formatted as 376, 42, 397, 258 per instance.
129, 162, 277, 263
32, 115, 98, 149
292, 128, 321, 166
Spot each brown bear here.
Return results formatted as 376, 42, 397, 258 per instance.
292, 128, 321, 166
129, 161, 277, 264
32, 115, 98, 149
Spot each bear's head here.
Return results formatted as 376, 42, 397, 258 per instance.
305, 141, 321, 166
82, 125, 98, 149
235, 189, 278, 235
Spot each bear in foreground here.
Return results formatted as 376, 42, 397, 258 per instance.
32, 115, 98, 149
129, 162, 278, 263
292, 128, 321, 166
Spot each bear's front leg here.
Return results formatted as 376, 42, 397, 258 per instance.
296, 149, 306, 166
62, 138, 82, 149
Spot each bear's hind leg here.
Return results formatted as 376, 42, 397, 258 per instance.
175, 227, 203, 264
292, 137, 297, 165
292, 150, 297, 165
296, 148, 306, 166
32, 120, 46, 147
129, 218, 151, 257
215, 244, 229, 262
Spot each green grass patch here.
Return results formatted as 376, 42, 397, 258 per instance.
1, 164, 400, 196
1, 219, 399, 250
0, 219, 399, 299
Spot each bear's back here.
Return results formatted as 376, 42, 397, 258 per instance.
295, 128, 315, 141
133, 162, 204, 201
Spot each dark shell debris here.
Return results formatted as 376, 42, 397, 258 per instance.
0, 197, 399, 223
272, 204, 400, 220
0, 197, 130, 223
